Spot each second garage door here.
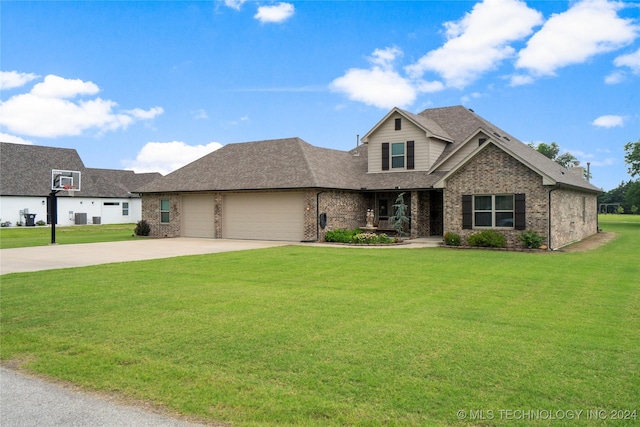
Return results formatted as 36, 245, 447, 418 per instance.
182, 195, 216, 238
223, 192, 305, 241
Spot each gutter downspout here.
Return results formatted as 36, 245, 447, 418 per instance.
316, 191, 325, 242
548, 187, 557, 250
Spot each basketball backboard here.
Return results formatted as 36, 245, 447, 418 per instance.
51, 169, 81, 191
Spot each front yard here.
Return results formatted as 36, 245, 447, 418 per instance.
1, 216, 638, 426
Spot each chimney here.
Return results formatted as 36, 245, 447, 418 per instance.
570, 166, 585, 180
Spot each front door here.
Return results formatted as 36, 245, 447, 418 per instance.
430, 191, 443, 236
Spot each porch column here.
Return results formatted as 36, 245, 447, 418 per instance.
410, 191, 419, 238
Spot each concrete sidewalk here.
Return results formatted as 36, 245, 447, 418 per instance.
0, 238, 291, 275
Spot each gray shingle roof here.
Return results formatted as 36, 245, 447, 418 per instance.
421, 106, 601, 192
135, 106, 601, 194
1, 142, 161, 197
136, 138, 366, 192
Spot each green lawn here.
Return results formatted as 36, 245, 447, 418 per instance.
0, 223, 137, 249
1, 217, 639, 426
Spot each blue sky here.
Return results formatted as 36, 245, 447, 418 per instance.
1, 0, 639, 191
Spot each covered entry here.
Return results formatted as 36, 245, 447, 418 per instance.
223, 192, 305, 241
182, 194, 216, 238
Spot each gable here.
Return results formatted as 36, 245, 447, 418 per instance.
363, 110, 450, 173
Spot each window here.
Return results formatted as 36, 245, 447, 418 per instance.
122, 202, 129, 216
391, 143, 405, 168
473, 195, 514, 228
160, 199, 170, 223
395, 118, 402, 130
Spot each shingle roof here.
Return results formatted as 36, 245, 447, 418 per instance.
1, 142, 161, 197
136, 138, 365, 192
421, 106, 601, 192
135, 106, 601, 194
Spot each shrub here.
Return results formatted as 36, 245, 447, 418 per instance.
36, 220, 46, 226
443, 232, 461, 246
324, 228, 358, 243
519, 230, 544, 249
466, 230, 506, 248
352, 232, 392, 245
134, 220, 151, 236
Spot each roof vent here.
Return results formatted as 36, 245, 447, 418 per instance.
503, 136, 510, 141
493, 132, 501, 137
468, 108, 475, 113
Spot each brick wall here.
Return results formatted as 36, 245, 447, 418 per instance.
141, 193, 182, 237
443, 143, 549, 248
315, 190, 369, 241
550, 188, 598, 249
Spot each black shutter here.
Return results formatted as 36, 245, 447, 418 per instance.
407, 141, 415, 170
382, 143, 389, 171
462, 195, 472, 229
515, 193, 526, 230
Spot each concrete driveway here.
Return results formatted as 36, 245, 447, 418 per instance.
0, 238, 291, 275
1, 238, 290, 426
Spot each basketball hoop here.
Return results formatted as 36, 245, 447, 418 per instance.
64, 184, 76, 197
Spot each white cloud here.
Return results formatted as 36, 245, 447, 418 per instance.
0, 74, 163, 138
516, 0, 639, 77
604, 70, 627, 84
588, 158, 616, 167
614, 47, 640, 74
509, 74, 535, 86
0, 71, 40, 90
224, 0, 246, 11
0, 132, 33, 145
191, 109, 209, 120
591, 115, 625, 128
329, 47, 420, 108
254, 2, 295, 24
124, 106, 164, 120
122, 141, 223, 175
405, 0, 543, 88
330, 47, 446, 109
31, 74, 99, 98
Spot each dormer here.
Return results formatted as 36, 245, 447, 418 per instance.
361, 107, 454, 173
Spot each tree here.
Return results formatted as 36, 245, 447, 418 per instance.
529, 142, 578, 168
624, 138, 640, 178
389, 192, 410, 240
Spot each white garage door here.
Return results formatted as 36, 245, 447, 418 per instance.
223, 192, 305, 241
182, 195, 216, 238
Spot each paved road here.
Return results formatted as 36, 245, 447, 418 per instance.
0, 367, 209, 427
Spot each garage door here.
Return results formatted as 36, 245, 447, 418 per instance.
223, 192, 305, 241
182, 195, 216, 238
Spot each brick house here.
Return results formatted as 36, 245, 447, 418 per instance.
136, 106, 601, 249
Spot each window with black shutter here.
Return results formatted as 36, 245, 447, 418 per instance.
407, 141, 415, 170
515, 193, 526, 230
395, 118, 401, 130
462, 195, 472, 229
382, 143, 389, 170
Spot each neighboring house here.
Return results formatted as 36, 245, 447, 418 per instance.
0, 142, 161, 226
136, 106, 602, 249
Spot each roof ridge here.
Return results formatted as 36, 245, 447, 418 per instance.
296, 137, 322, 187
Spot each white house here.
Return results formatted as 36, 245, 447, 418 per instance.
0, 142, 161, 227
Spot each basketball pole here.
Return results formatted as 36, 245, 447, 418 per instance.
49, 190, 60, 244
